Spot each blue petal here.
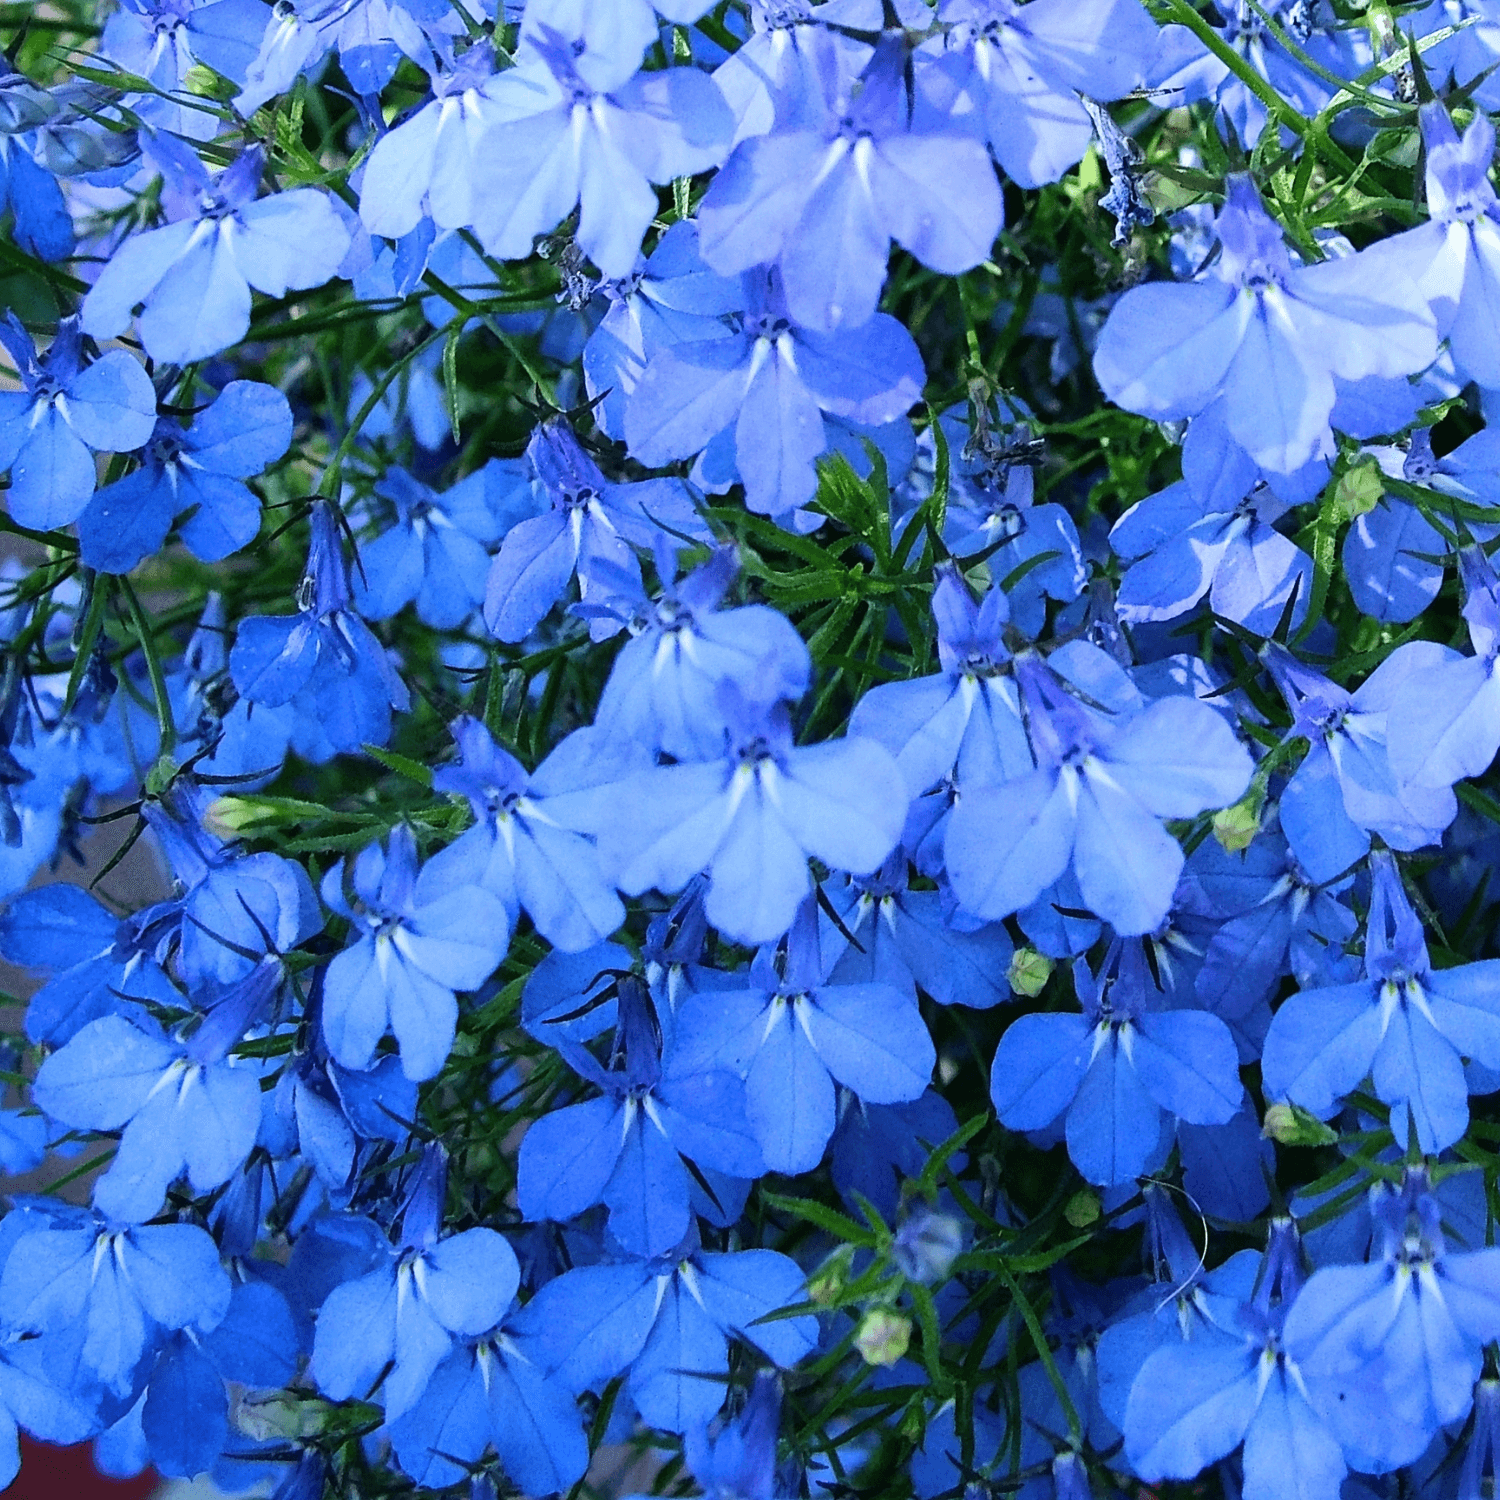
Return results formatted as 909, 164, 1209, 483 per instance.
1260, 983, 1382, 1120
310, 1267, 397, 1401
1124, 1333, 1259, 1480
990, 1012, 1091, 1130
32, 1016, 176, 1130
141, 1338, 227, 1479
1065, 1033, 1166, 1186
801, 983, 934, 1104
1240, 1368, 1346, 1500
945, 767, 1074, 922
389, 1346, 488, 1489
746, 1003, 835, 1175
1132, 1009, 1244, 1125
517, 1096, 626, 1226
489, 1350, 589, 1496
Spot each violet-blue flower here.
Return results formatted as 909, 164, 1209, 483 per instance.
698, 35, 1004, 332
81, 144, 352, 366
0, 314, 156, 531
77, 380, 292, 574
1094, 174, 1438, 474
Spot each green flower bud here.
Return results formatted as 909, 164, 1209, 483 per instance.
1008, 948, 1054, 998
855, 1308, 912, 1367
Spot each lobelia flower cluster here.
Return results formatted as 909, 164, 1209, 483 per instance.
11, 1, 1500, 1499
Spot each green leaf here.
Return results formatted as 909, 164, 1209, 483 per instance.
363, 743, 436, 788
762, 1191, 881, 1248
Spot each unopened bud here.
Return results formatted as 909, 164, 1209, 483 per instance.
203, 795, 262, 838
144, 753, 179, 799
1263, 1102, 1338, 1147
855, 1308, 912, 1367
1064, 1189, 1100, 1228
893, 1209, 965, 1283
1213, 794, 1262, 853
807, 1245, 854, 1306
236, 1393, 333, 1442
1330, 460, 1383, 523
1008, 948, 1053, 998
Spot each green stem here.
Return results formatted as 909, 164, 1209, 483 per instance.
1154, 0, 1313, 140
118, 576, 177, 756
316, 323, 450, 498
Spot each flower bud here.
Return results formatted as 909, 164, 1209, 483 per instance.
855, 1308, 912, 1367
1008, 948, 1053, 998
893, 1209, 964, 1283
1263, 1102, 1338, 1146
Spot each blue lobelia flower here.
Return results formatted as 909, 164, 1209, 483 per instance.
356, 41, 503, 241
918, 0, 1159, 189
830, 1091, 960, 1226
1452, 1377, 1500, 1500
141, 781, 320, 988
591, 545, 811, 763
680, 1371, 783, 1500
1260, 851, 1500, 1154
989, 943, 1243, 1187
711, 2, 872, 147
224, 1, 332, 112
32, 960, 284, 1223
0, 1318, 102, 1487
465, 20, 733, 280
318, 823, 510, 1082
77, 380, 292, 574
0, 314, 157, 531
818, 853, 1014, 1011
1383, 545, 1500, 795
1145, 0, 1371, 152
624, 256, 925, 520
945, 646, 1253, 936
422, 714, 623, 953
1095, 1185, 1226, 1430
483, 415, 712, 643
582, 221, 746, 442
1093, 174, 1437, 474
170, 594, 295, 789
272, 1037, 418, 1202
229, 500, 411, 761
517, 978, 764, 1255
1179, 822, 1359, 1032
1340, 431, 1465, 625
1265, 644, 1457, 885
1368, 102, 1500, 391
906, 403, 1087, 634
508, 1243, 818, 1433
518, 0, 718, 89
311, 1147, 523, 1422
0, 881, 181, 1046
697, 35, 1004, 332
1283, 1171, 1500, 1472
132, 1277, 299, 1480
1123, 1219, 1346, 1500
234, 0, 460, 112
1411, 0, 1500, 109
1109, 404, 1314, 633
0, 1209, 231, 1398
99, 0, 238, 140
849, 566, 1031, 807
670, 906, 934, 1175
386, 1329, 588, 1495
351, 463, 527, 631
80, 142, 352, 366
597, 679, 909, 947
